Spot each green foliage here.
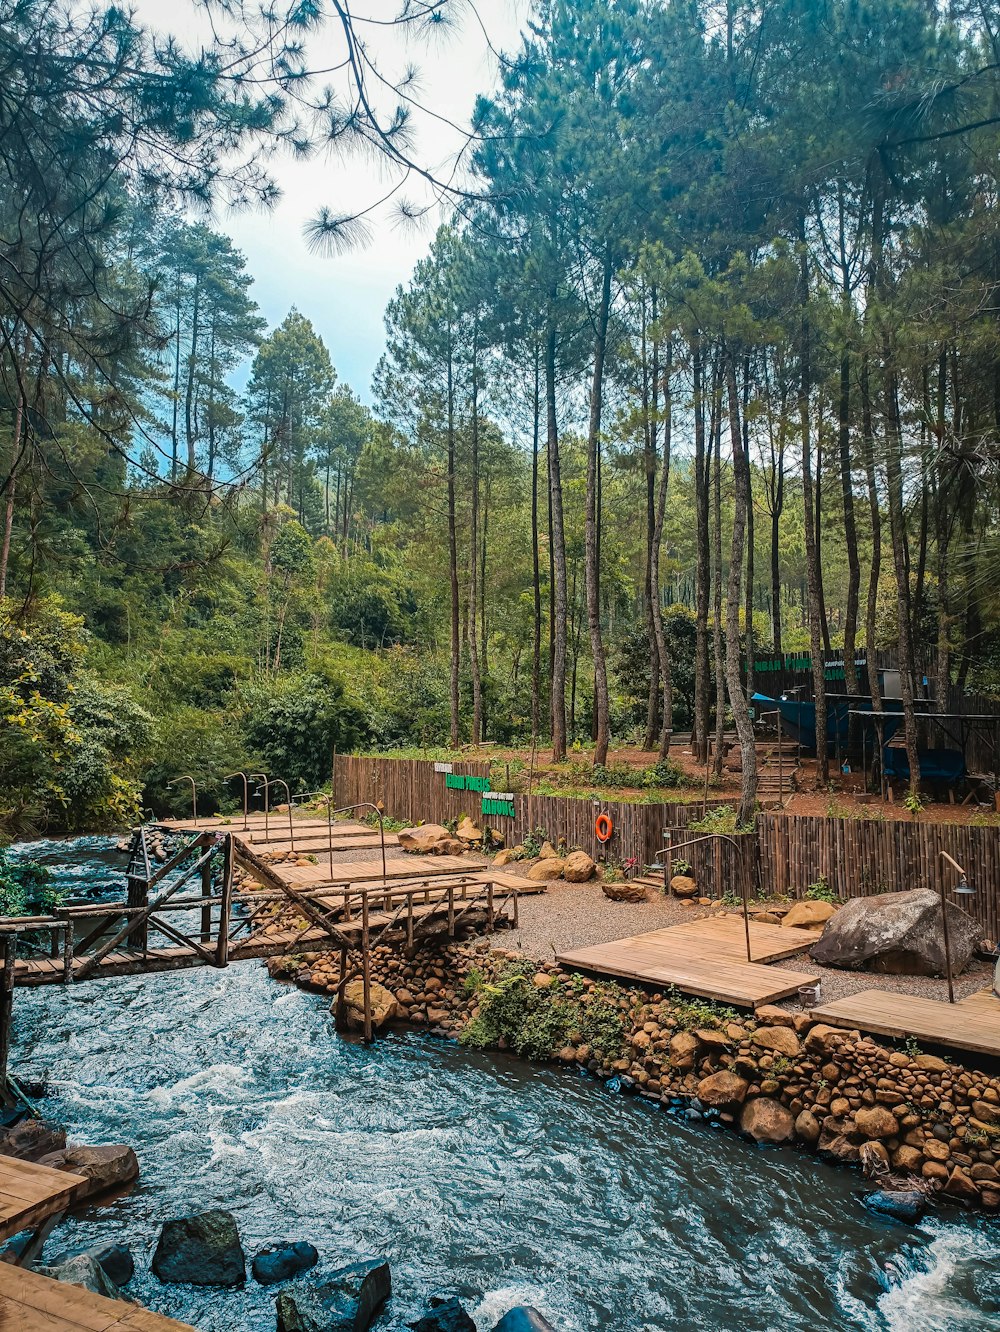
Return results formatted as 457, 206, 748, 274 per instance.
0, 849, 62, 917
663, 987, 740, 1032
243, 671, 367, 791
461, 960, 626, 1063
804, 876, 838, 904
688, 805, 755, 835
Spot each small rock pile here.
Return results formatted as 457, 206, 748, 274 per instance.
269, 941, 1000, 1213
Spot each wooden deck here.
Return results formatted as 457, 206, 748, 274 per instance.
277, 853, 479, 887
0, 1156, 87, 1247
0, 1262, 195, 1331
557, 917, 819, 1007
811, 987, 1000, 1059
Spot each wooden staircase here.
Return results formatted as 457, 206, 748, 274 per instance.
755, 738, 800, 806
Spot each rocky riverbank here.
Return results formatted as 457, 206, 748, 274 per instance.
271, 939, 1000, 1216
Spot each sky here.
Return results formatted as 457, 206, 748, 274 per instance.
139, 1, 529, 401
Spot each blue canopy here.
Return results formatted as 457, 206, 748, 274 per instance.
752, 692, 902, 755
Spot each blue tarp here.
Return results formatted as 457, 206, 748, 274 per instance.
881, 747, 966, 783
752, 692, 904, 755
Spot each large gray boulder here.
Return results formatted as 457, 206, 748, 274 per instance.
152, 1209, 246, 1286
810, 888, 981, 976
275, 1258, 391, 1332
39, 1254, 125, 1301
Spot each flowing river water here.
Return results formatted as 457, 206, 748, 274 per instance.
10, 838, 1000, 1331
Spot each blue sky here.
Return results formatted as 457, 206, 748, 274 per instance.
143, 1, 529, 402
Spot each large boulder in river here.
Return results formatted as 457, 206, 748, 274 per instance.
408, 1296, 477, 1331
38, 1144, 139, 1199
40, 1254, 125, 1301
152, 1209, 246, 1286
253, 1242, 319, 1286
276, 1258, 391, 1332
0, 1118, 66, 1161
492, 1310, 558, 1332
810, 887, 981, 976
336, 979, 397, 1033
397, 825, 465, 855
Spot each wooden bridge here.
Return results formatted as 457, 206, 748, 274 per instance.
0, 823, 521, 1073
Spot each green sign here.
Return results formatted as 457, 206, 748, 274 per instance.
482, 794, 515, 818
445, 773, 491, 793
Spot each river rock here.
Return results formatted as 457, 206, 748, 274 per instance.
492, 1310, 558, 1332
670, 875, 698, 899
276, 1258, 391, 1332
854, 1106, 898, 1140
92, 1242, 134, 1287
795, 1110, 821, 1146
810, 887, 981, 976
696, 1071, 749, 1109
781, 900, 837, 929
740, 1097, 795, 1144
336, 979, 397, 1032
397, 826, 465, 856
253, 1242, 319, 1286
152, 1209, 246, 1286
40, 1254, 125, 1301
751, 1026, 801, 1056
602, 879, 646, 902
563, 851, 596, 882
863, 1189, 927, 1225
0, 1118, 66, 1161
527, 858, 564, 882
38, 1144, 139, 1198
408, 1295, 477, 1331
456, 817, 482, 844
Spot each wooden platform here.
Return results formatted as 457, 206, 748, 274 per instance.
0, 1262, 195, 1331
663, 913, 822, 963
811, 987, 1000, 1059
557, 918, 819, 1008
278, 854, 480, 887
0, 1156, 87, 1246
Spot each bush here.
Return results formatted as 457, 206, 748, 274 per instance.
0, 848, 62, 916
243, 670, 368, 790
142, 707, 252, 817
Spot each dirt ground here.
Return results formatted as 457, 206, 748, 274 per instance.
457, 741, 1000, 827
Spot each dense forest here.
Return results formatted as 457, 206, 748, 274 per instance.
3, 0, 1000, 833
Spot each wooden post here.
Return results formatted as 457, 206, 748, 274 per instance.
406, 892, 414, 948
200, 859, 212, 943
486, 881, 494, 932
62, 923, 73, 983
512, 886, 519, 929
216, 836, 232, 967
361, 892, 372, 1043
0, 936, 14, 1099
447, 883, 455, 937
126, 828, 148, 952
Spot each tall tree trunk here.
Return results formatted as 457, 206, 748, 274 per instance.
725, 354, 758, 824
861, 353, 883, 721
0, 385, 25, 600
468, 326, 482, 746
642, 286, 660, 750
585, 251, 613, 767
884, 364, 921, 790
547, 315, 568, 761
799, 233, 828, 784
184, 272, 201, 473
742, 355, 755, 702
693, 336, 711, 761
447, 344, 460, 747
934, 349, 952, 705
712, 379, 726, 778
839, 339, 861, 705
651, 343, 674, 756
531, 340, 542, 745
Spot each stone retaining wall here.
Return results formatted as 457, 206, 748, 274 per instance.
268, 942, 1000, 1214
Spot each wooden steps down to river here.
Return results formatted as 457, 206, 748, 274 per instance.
557, 915, 820, 1008
0, 1262, 194, 1332
811, 988, 1000, 1059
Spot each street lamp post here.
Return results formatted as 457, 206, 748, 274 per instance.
167, 775, 198, 825
224, 772, 250, 831
938, 850, 976, 1004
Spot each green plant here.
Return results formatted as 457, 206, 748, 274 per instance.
670, 857, 692, 877
663, 986, 739, 1031
517, 827, 550, 859
902, 790, 924, 817
903, 1036, 922, 1059
0, 849, 64, 917
688, 804, 755, 835
771, 1054, 792, 1075
804, 876, 837, 904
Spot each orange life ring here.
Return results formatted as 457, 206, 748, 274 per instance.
595, 812, 614, 843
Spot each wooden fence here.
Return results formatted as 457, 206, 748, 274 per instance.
335, 755, 1000, 937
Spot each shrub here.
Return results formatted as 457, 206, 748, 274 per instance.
243, 670, 368, 790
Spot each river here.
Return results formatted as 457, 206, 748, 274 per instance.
10, 838, 1000, 1331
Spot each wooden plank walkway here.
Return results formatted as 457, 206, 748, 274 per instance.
811, 988, 1000, 1059
557, 917, 819, 1008
278, 854, 479, 887
0, 1262, 195, 1331
662, 913, 822, 964
0, 1157, 87, 1246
